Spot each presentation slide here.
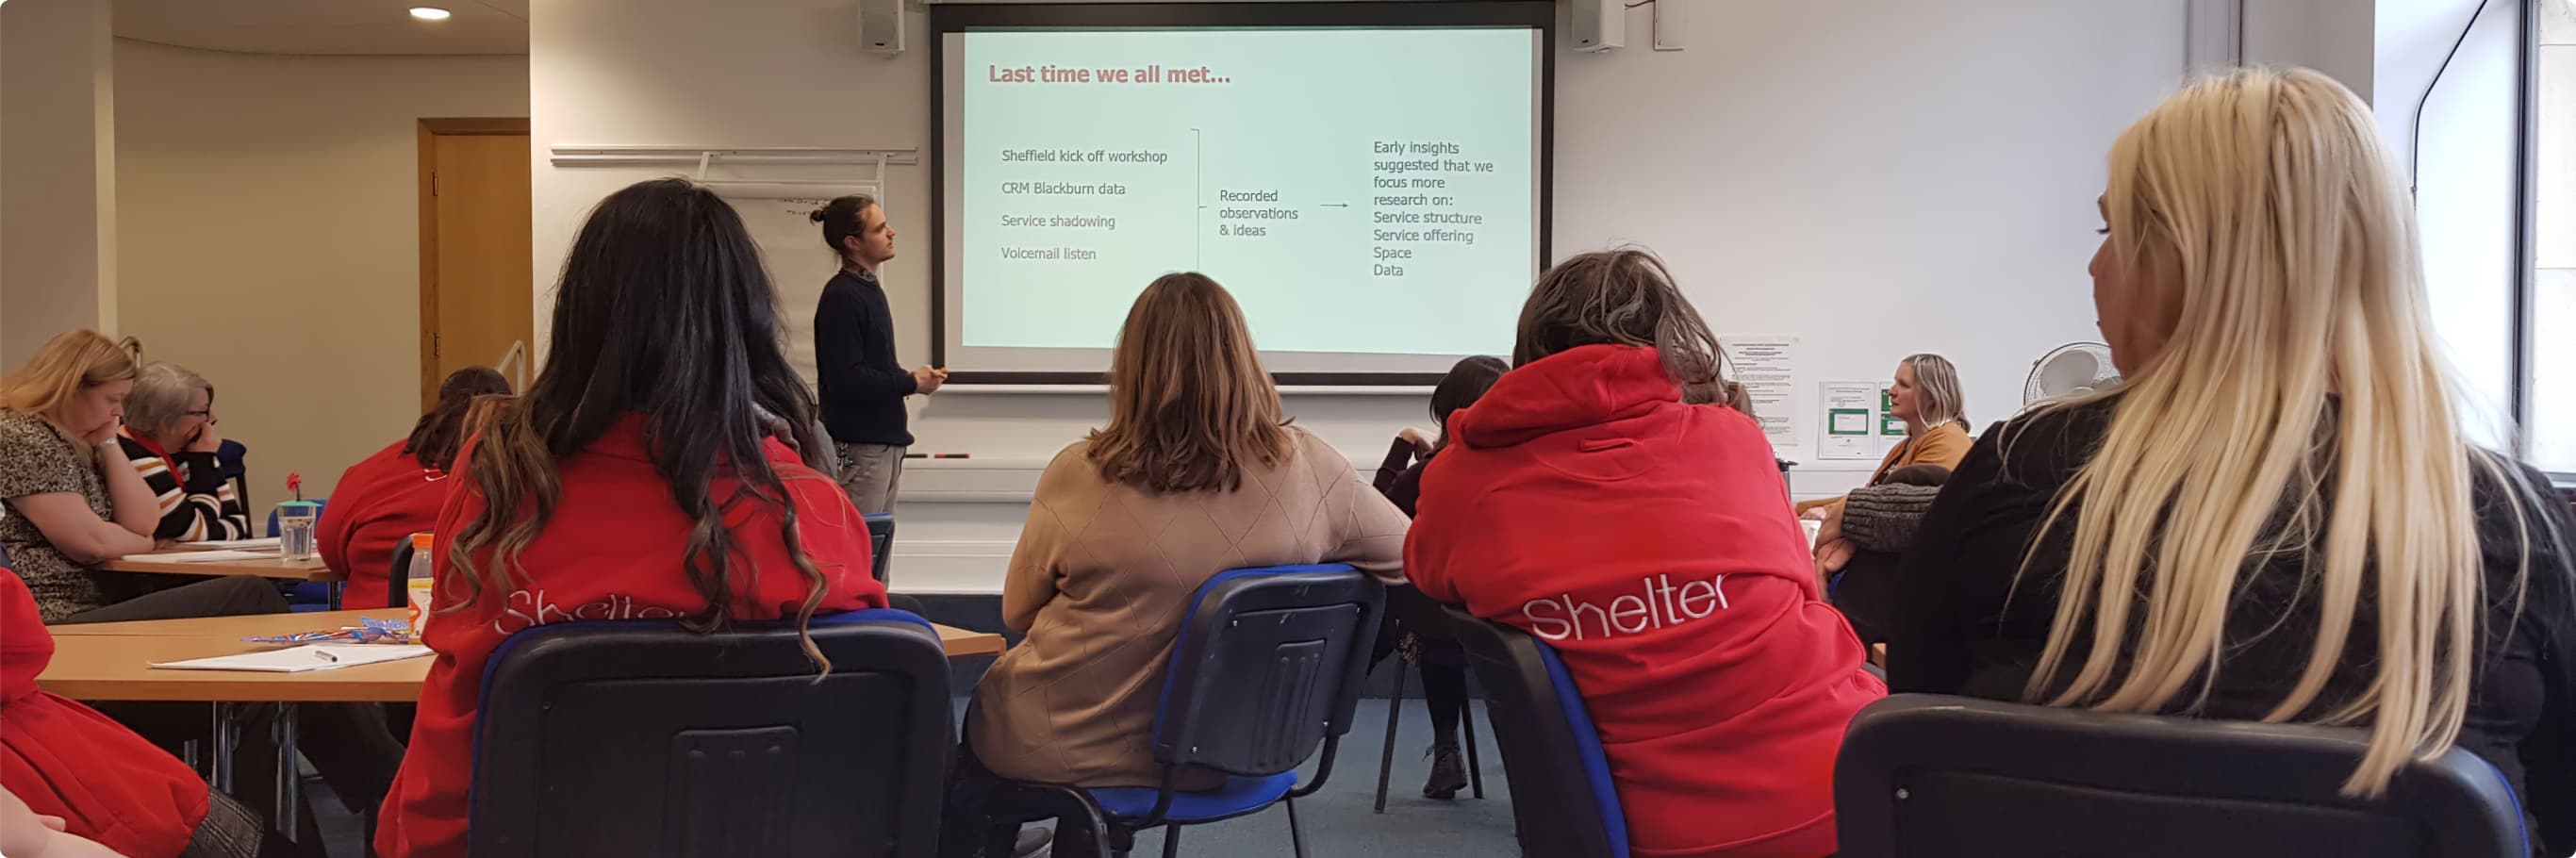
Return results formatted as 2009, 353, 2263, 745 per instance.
938, 22, 1545, 380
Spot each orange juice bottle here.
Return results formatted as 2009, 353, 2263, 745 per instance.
405, 533, 436, 639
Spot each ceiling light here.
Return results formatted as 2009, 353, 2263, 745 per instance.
409, 7, 453, 21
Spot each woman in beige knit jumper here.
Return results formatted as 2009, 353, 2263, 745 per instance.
964, 272, 1411, 796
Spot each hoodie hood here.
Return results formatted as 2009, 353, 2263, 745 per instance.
1452, 344, 1682, 449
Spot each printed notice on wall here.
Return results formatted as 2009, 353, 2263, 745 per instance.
1819, 380, 1885, 460
1719, 335, 1798, 450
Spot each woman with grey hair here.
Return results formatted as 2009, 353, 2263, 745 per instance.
115, 362, 250, 540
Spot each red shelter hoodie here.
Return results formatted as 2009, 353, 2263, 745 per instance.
374, 416, 889, 858
319, 440, 454, 609
2, 571, 210, 858
1405, 344, 1885, 858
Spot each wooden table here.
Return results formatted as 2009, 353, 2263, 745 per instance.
38, 608, 1003, 841
102, 554, 342, 582
39, 609, 1006, 701
103, 553, 352, 610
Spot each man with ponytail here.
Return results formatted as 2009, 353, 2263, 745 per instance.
812, 194, 944, 514
1891, 68, 2576, 856
377, 179, 889, 858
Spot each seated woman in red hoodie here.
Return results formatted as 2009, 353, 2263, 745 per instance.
1405, 247, 1885, 858
318, 366, 509, 609
374, 177, 891, 858
2, 568, 286, 858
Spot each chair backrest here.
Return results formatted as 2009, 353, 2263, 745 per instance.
470, 609, 951, 858
1151, 564, 1383, 778
863, 513, 895, 586
218, 439, 249, 508
387, 536, 421, 609
1835, 694, 2527, 858
1430, 603, 1630, 858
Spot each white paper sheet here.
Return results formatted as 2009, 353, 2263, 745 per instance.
1720, 335, 1799, 450
179, 537, 283, 551
151, 645, 432, 673
1820, 380, 1889, 460
130, 549, 284, 564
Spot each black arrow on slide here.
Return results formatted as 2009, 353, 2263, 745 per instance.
1315, 203, 1350, 208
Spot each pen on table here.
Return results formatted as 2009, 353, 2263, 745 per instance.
313, 649, 339, 663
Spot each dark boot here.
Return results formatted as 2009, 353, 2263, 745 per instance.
1422, 744, 1468, 800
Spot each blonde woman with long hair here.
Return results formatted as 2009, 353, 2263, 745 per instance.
1889, 67, 2576, 855
0, 331, 254, 621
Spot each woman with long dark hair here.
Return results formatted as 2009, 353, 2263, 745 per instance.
376, 178, 890, 858
1370, 355, 1507, 800
319, 366, 512, 608
1406, 247, 1882, 857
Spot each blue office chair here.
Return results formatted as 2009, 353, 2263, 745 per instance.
864, 513, 895, 586
1835, 694, 2529, 858
469, 608, 952, 857
1430, 603, 1630, 858
217, 439, 249, 508
978, 564, 1385, 858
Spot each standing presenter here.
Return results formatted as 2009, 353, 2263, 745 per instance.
813, 194, 945, 513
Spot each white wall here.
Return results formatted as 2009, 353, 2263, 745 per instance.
2245, 0, 2381, 99
113, 39, 528, 503
1555, 0, 2178, 461
0, 0, 119, 371
533, 0, 2193, 592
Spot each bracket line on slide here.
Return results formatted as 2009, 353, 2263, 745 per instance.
1191, 127, 1204, 269
548, 146, 920, 169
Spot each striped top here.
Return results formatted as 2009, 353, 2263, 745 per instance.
114, 432, 251, 541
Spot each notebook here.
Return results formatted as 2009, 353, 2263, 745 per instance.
150, 645, 432, 673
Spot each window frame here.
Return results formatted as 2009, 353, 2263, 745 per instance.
2510, 0, 2566, 484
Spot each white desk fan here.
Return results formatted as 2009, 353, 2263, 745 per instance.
2024, 342, 2121, 406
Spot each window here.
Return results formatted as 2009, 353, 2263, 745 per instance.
2529, 0, 2574, 474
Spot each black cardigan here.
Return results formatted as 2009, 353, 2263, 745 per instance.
814, 269, 916, 447
1890, 396, 2576, 856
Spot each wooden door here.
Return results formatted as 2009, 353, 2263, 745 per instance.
418, 118, 533, 410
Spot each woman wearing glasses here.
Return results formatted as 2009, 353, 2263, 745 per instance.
115, 362, 251, 541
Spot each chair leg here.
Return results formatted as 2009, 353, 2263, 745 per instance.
1286, 798, 1311, 858
1461, 701, 1486, 800
1050, 817, 1107, 858
983, 822, 1022, 858
1107, 826, 1136, 858
1373, 651, 1410, 813
1160, 824, 1182, 858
